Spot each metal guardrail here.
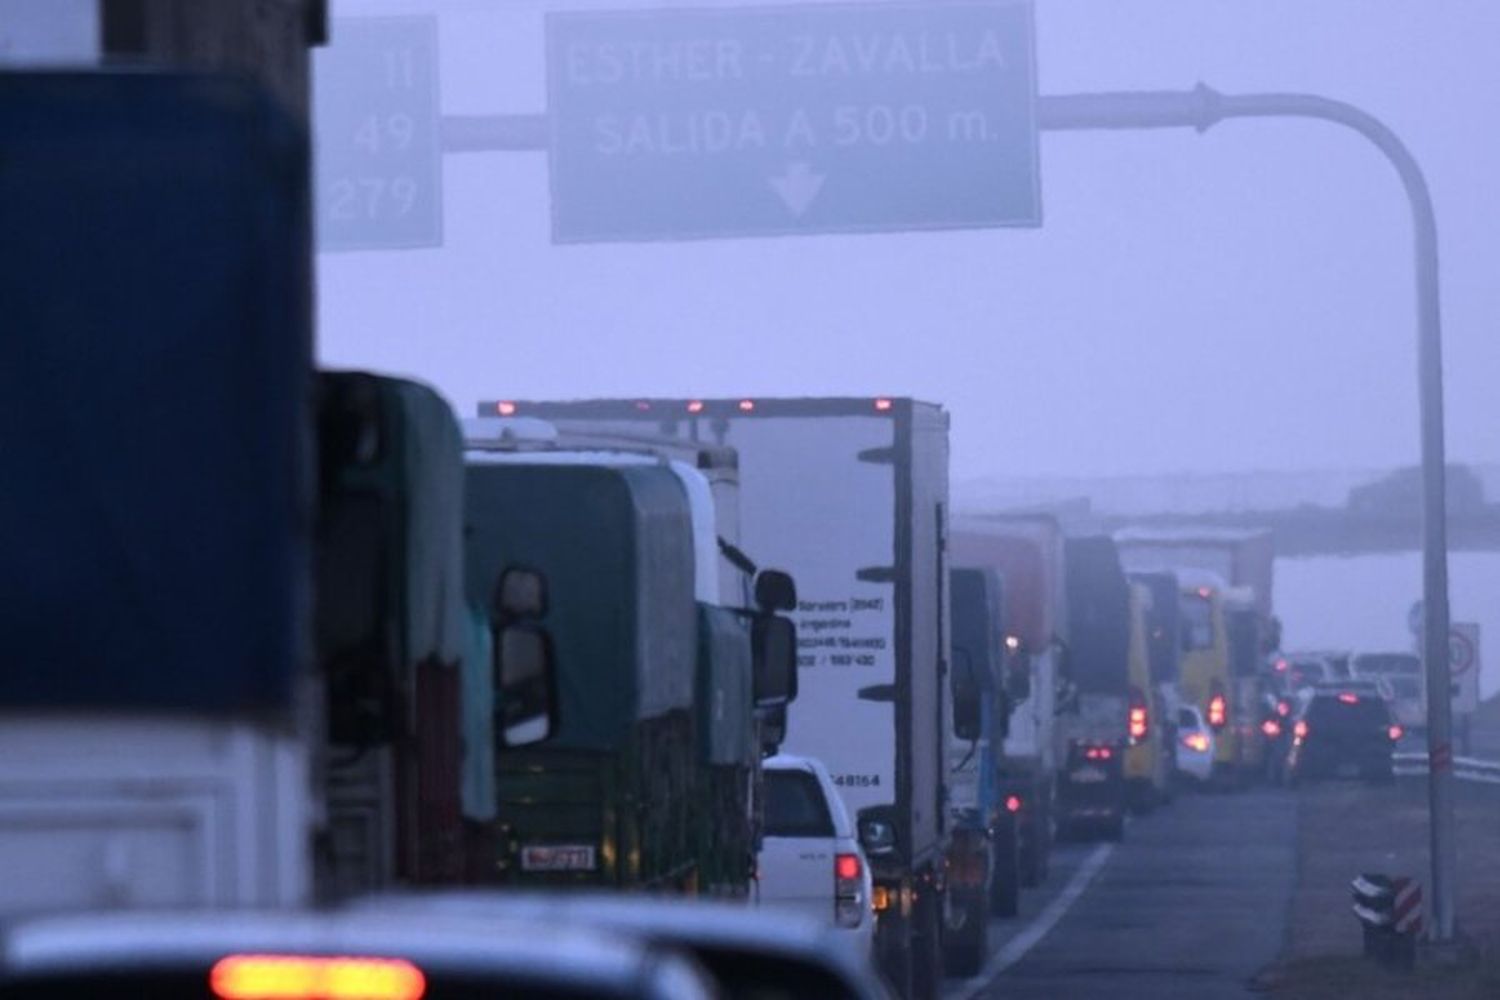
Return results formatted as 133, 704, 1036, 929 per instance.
1392, 751, 1500, 784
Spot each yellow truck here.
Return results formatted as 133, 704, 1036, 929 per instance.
1122, 583, 1171, 809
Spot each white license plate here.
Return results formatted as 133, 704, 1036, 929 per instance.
520, 844, 597, 872
1071, 767, 1106, 784
1336, 762, 1361, 778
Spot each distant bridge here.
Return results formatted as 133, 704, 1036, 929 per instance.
953, 465, 1500, 557
1094, 507, 1500, 557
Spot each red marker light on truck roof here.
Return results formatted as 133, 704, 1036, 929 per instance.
495, 401, 516, 416
633, 400, 651, 412
686, 400, 704, 413
738, 399, 755, 412
210, 955, 426, 1000
1338, 692, 1360, 705
874, 398, 893, 411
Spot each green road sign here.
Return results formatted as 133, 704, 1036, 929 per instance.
547, 1, 1039, 243
315, 16, 442, 251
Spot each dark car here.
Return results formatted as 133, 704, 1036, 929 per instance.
1287, 689, 1401, 784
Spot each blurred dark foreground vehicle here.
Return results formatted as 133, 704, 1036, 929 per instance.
0, 910, 716, 1000
348, 892, 892, 1000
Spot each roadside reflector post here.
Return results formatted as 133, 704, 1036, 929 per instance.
1351, 874, 1422, 971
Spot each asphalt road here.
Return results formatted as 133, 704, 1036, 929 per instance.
946, 787, 1298, 1000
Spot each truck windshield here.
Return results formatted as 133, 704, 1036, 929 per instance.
763, 770, 835, 838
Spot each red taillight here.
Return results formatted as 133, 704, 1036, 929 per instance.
1261, 719, 1281, 738
210, 955, 426, 1000
1274, 658, 1289, 673
1197, 586, 1213, 599
495, 401, 516, 416
1005, 794, 1022, 813
1276, 700, 1291, 718
1294, 720, 1309, 740
1083, 745, 1114, 761
1207, 695, 1227, 729
1128, 688, 1149, 742
633, 400, 651, 411
835, 853, 861, 882
1389, 724, 1404, 741
1338, 692, 1359, 705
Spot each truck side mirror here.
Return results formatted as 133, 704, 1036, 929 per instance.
758, 703, 787, 757
496, 567, 547, 619
1005, 657, 1033, 704
857, 806, 902, 863
752, 614, 798, 707
753, 569, 797, 613
495, 622, 557, 747
491, 567, 556, 747
951, 648, 982, 741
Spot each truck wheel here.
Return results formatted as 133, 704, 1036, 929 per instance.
876, 908, 913, 999
911, 885, 944, 999
943, 890, 986, 978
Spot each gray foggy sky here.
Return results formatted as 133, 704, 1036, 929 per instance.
317, 0, 1499, 482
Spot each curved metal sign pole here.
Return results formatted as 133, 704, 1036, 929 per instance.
1038, 84, 1454, 943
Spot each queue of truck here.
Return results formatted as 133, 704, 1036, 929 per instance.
0, 67, 1329, 1000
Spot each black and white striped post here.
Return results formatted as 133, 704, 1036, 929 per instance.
1352, 874, 1423, 970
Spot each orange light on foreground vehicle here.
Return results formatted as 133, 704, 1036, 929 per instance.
1389, 724, 1404, 741
1182, 732, 1210, 753
871, 885, 892, 912
1207, 695, 1227, 729
210, 955, 426, 1000
1261, 719, 1282, 738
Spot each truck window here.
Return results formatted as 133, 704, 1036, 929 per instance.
1179, 594, 1215, 651
763, 770, 835, 838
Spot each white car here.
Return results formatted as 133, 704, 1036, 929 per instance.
1174, 706, 1215, 784
757, 753, 875, 956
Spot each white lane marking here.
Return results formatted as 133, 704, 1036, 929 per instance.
951, 843, 1116, 999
